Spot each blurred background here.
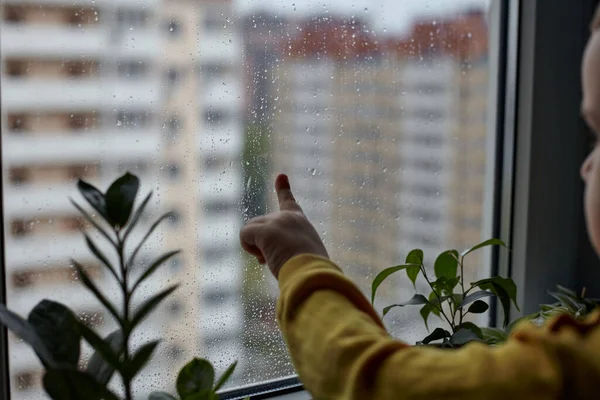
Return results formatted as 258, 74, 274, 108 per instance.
0, 0, 495, 397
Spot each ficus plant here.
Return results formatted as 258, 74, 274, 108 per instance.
371, 239, 521, 347
0, 173, 242, 400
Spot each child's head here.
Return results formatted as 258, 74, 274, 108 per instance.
581, 7, 600, 255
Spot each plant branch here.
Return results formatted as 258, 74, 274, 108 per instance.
421, 265, 455, 331
116, 230, 133, 400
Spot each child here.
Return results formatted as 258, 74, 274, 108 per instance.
240, 11, 600, 400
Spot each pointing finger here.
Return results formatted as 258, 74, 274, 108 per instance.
275, 174, 302, 213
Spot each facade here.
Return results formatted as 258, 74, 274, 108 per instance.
0, 0, 244, 397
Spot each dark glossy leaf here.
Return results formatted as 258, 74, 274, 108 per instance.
133, 250, 182, 292
105, 172, 140, 228
480, 327, 508, 345
420, 303, 434, 331
434, 250, 458, 280
450, 327, 483, 346
123, 191, 152, 240
467, 300, 489, 314
405, 250, 424, 288
382, 294, 428, 317
421, 328, 451, 344
85, 329, 123, 385
427, 292, 442, 317
472, 276, 519, 310
148, 392, 177, 400
124, 340, 160, 380
461, 238, 507, 257
458, 290, 494, 309
214, 361, 237, 392
43, 369, 119, 400
371, 264, 418, 304
72, 260, 121, 323
131, 285, 179, 330
0, 305, 56, 367
457, 322, 483, 338
78, 180, 108, 222
128, 212, 175, 267
84, 234, 119, 282
177, 358, 215, 398
70, 200, 116, 246
28, 300, 80, 368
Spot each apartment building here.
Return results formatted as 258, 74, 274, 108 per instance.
270, 11, 490, 337
0, 0, 244, 397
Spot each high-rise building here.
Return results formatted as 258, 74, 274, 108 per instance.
0, 0, 244, 397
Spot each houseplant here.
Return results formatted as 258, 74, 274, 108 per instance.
0, 173, 241, 400
371, 239, 521, 347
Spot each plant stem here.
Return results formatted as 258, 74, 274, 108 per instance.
117, 230, 133, 400
420, 265, 455, 331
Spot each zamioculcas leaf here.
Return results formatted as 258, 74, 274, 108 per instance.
70, 200, 115, 246
371, 264, 418, 304
0, 305, 56, 368
123, 191, 152, 240
461, 238, 508, 257
105, 172, 140, 228
467, 300, 489, 314
405, 249, 424, 288
148, 392, 177, 400
28, 300, 81, 368
214, 361, 238, 392
421, 328, 451, 344
84, 234, 119, 282
77, 180, 108, 222
132, 250, 182, 292
128, 212, 175, 267
72, 260, 121, 323
458, 290, 494, 309
130, 285, 179, 330
177, 358, 215, 398
85, 328, 123, 385
124, 340, 160, 380
43, 369, 120, 400
434, 250, 459, 280
382, 294, 428, 317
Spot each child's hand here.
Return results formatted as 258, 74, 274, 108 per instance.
239, 174, 329, 278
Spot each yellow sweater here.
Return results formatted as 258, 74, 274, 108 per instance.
276, 255, 600, 400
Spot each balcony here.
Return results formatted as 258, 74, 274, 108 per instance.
198, 170, 242, 202
198, 123, 244, 155
199, 33, 241, 64
2, 79, 161, 112
201, 81, 242, 109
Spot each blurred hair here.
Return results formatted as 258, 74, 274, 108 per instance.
592, 4, 600, 31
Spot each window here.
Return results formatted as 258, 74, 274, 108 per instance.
1, 1, 507, 398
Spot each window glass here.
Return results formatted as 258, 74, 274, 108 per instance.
1, 0, 495, 397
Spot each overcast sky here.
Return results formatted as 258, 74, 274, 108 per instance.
234, 0, 491, 34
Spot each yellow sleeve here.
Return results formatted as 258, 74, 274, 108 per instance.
276, 255, 600, 400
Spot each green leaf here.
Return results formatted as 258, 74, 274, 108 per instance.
177, 358, 215, 398
480, 327, 508, 345
467, 300, 489, 314
133, 250, 182, 292
458, 290, 494, 309
70, 200, 116, 247
28, 300, 80, 368
457, 322, 483, 338
450, 327, 483, 346
128, 212, 175, 267
0, 305, 56, 368
461, 238, 507, 257
506, 312, 540, 333
427, 292, 442, 317
149, 392, 177, 400
77, 180, 108, 222
72, 260, 121, 324
420, 303, 434, 331
85, 329, 123, 385
214, 361, 237, 392
405, 249, 424, 288
124, 340, 160, 380
434, 250, 458, 280
548, 291, 582, 312
43, 369, 119, 400
421, 328, 451, 344
131, 285, 179, 330
123, 191, 152, 241
382, 294, 428, 317
105, 172, 140, 228
473, 276, 519, 326
84, 234, 119, 282
371, 264, 418, 304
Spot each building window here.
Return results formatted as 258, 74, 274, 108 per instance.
8, 168, 30, 184
5, 60, 26, 77
166, 19, 181, 36
14, 371, 37, 391
117, 61, 147, 79
205, 109, 226, 125
166, 68, 180, 86
7, 114, 27, 132
11, 220, 31, 238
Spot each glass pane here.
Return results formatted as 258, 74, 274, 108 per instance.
1, 0, 496, 397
